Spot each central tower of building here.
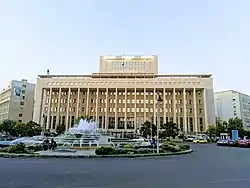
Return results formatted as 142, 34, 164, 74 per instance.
99, 55, 158, 74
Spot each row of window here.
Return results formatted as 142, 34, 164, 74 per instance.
47, 90, 202, 96
45, 106, 203, 114
46, 98, 203, 105
46, 81, 202, 86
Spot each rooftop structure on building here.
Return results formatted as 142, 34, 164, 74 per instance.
214, 90, 250, 128
0, 79, 35, 123
33, 55, 215, 137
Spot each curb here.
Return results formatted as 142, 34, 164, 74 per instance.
0, 149, 193, 159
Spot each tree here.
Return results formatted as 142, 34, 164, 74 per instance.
160, 121, 179, 139
206, 125, 217, 137
15, 121, 42, 137
227, 117, 245, 137
0, 120, 17, 136
56, 124, 66, 135
0, 120, 42, 137
140, 121, 157, 138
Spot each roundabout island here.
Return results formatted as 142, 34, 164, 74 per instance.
0, 119, 192, 159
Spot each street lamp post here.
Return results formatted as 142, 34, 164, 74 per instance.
42, 114, 45, 136
157, 93, 163, 154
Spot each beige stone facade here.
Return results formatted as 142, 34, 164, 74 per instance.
0, 79, 35, 123
99, 55, 158, 74
33, 73, 215, 134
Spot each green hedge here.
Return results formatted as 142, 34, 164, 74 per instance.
95, 143, 191, 155
179, 144, 190, 151
95, 146, 118, 155
0, 143, 28, 154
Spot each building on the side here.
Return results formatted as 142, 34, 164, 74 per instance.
0, 79, 35, 123
214, 90, 250, 128
33, 55, 215, 135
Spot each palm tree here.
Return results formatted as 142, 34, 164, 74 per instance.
160, 121, 179, 139
140, 121, 157, 138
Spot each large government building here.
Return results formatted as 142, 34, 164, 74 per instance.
33, 55, 215, 135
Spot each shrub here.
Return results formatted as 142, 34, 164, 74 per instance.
27, 145, 42, 152
95, 146, 117, 155
179, 144, 190, 151
161, 143, 181, 152
0, 147, 9, 153
164, 141, 176, 146
8, 143, 27, 153
121, 144, 134, 149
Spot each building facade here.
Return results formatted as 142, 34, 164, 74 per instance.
0, 79, 35, 123
33, 56, 215, 135
214, 90, 250, 128
99, 55, 158, 74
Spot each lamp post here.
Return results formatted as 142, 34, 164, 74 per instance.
42, 114, 45, 136
157, 93, 163, 154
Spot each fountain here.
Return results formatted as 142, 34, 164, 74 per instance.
68, 119, 97, 135
54, 119, 113, 148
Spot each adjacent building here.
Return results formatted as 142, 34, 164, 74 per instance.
33, 55, 215, 135
214, 90, 250, 128
0, 79, 35, 123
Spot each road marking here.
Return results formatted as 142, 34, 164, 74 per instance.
204, 178, 250, 184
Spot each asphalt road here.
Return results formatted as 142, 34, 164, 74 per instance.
1, 144, 250, 188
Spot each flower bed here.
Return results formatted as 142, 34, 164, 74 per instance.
95, 142, 191, 155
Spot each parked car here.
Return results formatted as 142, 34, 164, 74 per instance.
185, 135, 195, 142
217, 139, 229, 146
228, 139, 239, 147
238, 139, 250, 148
193, 138, 208, 144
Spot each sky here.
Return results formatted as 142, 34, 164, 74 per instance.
0, 0, 250, 94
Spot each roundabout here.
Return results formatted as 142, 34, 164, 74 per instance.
1, 143, 250, 187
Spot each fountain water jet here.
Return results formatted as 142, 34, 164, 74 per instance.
68, 119, 97, 135
55, 119, 113, 148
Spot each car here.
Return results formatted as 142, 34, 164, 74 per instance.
238, 139, 250, 148
217, 139, 229, 146
185, 135, 195, 142
193, 139, 208, 144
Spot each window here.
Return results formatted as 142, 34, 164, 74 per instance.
19, 114, 23, 117
22, 96, 25, 100
22, 85, 26, 88
198, 100, 202, 105
20, 102, 24, 105
21, 90, 25, 94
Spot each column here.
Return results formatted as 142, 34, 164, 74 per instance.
86, 88, 90, 116
115, 88, 118, 129
173, 88, 176, 123
56, 88, 62, 127
163, 88, 166, 124
193, 88, 198, 132
95, 88, 99, 126
203, 88, 208, 130
65, 88, 71, 130
105, 88, 108, 129
46, 88, 52, 130
143, 88, 146, 123
134, 88, 136, 131
76, 88, 80, 118
153, 88, 156, 125
39, 89, 45, 125
183, 88, 187, 133
125, 88, 127, 129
